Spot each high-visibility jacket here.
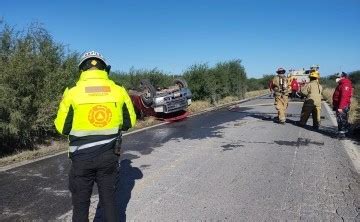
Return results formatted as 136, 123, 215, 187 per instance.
54, 70, 137, 160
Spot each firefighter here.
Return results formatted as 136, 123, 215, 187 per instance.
271, 67, 290, 124
333, 72, 353, 137
54, 51, 137, 221
299, 70, 323, 129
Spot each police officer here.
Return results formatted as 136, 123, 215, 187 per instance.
299, 70, 323, 129
271, 67, 290, 124
54, 51, 137, 221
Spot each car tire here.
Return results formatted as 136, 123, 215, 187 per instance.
139, 79, 156, 107
173, 78, 188, 88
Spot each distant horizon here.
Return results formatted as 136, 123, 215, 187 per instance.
2, 0, 359, 78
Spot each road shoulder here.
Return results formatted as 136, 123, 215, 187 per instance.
323, 101, 360, 173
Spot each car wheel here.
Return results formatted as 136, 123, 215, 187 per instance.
173, 78, 188, 88
139, 79, 156, 107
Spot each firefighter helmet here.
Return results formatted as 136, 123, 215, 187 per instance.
310, 65, 320, 71
309, 70, 320, 79
276, 67, 286, 75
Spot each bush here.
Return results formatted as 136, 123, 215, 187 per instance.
110, 68, 174, 90
0, 22, 78, 154
183, 60, 247, 104
245, 74, 275, 92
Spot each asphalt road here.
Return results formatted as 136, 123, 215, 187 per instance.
1, 96, 359, 221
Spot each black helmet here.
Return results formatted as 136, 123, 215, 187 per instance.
276, 67, 286, 75
338, 72, 348, 78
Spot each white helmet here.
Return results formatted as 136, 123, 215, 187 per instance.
78, 50, 107, 69
310, 64, 320, 71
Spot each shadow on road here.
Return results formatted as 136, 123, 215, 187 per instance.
274, 138, 324, 147
121, 107, 253, 160
93, 159, 143, 222
221, 143, 244, 151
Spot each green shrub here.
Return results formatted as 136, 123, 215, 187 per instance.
110, 68, 173, 90
183, 60, 247, 104
0, 22, 78, 154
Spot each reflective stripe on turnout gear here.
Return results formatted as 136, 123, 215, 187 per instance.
70, 128, 119, 137
69, 137, 117, 153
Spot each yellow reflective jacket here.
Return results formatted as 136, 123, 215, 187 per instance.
54, 70, 136, 160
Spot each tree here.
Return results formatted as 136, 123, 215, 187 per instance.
110, 67, 173, 90
183, 63, 210, 101
0, 21, 78, 154
183, 60, 247, 103
350, 71, 360, 84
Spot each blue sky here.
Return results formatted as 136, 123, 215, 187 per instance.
1, 0, 359, 77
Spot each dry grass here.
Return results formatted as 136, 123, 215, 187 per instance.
245, 89, 270, 98
0, 89, 269, 167
322, 88, 334, 104
217, 96, 239, 105
188, 100, 212, 113
133, 116, 160, 129
0, 140, 68, 167
350, 99, 359, 124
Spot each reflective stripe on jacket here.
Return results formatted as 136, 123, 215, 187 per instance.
54, 70, 137, 160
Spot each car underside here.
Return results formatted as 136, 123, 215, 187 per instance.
129, 79, 192, 120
